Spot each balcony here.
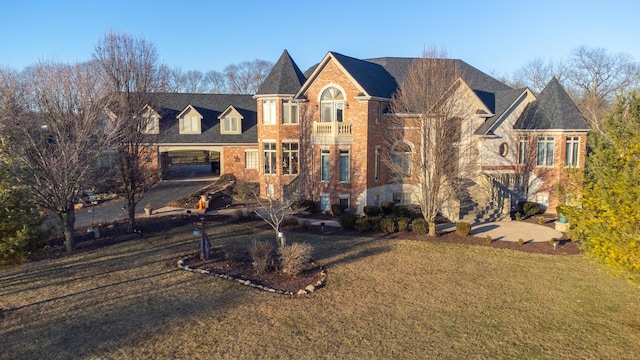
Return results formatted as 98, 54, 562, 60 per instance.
311, 121, 354, 145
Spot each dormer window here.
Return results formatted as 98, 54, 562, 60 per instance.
177, 105, 203, 134
181, 116, 200, 133
320, 87, 344, 122
223, 116, 239, 133
141, 105, 160, 134
142, 116, 159, 134
218, 105, 243, 135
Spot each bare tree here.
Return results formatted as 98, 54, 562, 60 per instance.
204, 70, 227, 94
566, 46, 639, 133
224, 59, 273, 94
510, 58, 558, 93
246, 180, 306, 247
0, 61, 118, 250
386, 47, 478, 236
93, 31, 163, 232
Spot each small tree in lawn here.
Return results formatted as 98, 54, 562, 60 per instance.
249, 180, 306, 247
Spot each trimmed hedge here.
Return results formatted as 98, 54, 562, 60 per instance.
339, 214, 358, 230
521, 202, 541, 216
397, 217, 410, 232
456, 221, 471, 236
380, 218, 396, 234
412, 218, 428, 234
381, 201, 395, 215
363, 205, 381, 217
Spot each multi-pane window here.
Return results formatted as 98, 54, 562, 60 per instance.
263, 99, 276, 125
518, 136, 528, 165
282, 142, 299, 175
320, 87, 344, 122
565, 136, 580, 167
374, 146, 381, 181
282, 100, 299, 124
245, 150, 258, 169
393, 192, 411, 205
320, 149, 330, 182
181, 116, 199, 133
536, 136, 555, 166
392, 142, 412, 177
222, 116, 239, 134
263, 142, 276, 174
339, 149, 350, 182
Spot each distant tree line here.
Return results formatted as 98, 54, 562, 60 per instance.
507, 46, 640, 134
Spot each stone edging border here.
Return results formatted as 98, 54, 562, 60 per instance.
177, 254, 327, 296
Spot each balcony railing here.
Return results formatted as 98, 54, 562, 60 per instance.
312, 121, 353, 137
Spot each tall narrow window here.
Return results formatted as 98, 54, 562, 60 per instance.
320, 87, 345, 122
282, 100, 299, 124
320, 149, 330, 182
536, 136, 555, 166
339, 149, 350, 182
374, 146, 381, 181
263, 142, 276, 174
282, 142, 299, 175
565, 136, 579, 167
263, 99, 276, 125
518, 136, 528, 165
392, 142, 412, 177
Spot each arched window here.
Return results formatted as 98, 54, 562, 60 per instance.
392, 142, 412, 177
320, 87, 344, 122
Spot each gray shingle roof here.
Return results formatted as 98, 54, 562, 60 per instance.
514, 77, 589, 130
256, 50, 306, 95
474, 88, 528, 135
149, 93, 257, 144
303, 53, 511, 101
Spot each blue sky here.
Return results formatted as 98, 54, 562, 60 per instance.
1, 0, 638, 78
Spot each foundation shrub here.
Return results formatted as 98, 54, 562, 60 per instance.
363, 205, 381, 217
338, 214, 358, 230
397, 217, 410, 232
456, 222, 471, 236
521, 202, 541, 216
355, 217, 370, 233
380, 201, 395, 215
412, 218, 428, 234
392, 205, 411, 218
380, 217, 396, 234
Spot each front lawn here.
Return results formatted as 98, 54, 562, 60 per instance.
1, 215, 638, 359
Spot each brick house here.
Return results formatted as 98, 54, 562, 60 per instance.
147, 50, 588, 220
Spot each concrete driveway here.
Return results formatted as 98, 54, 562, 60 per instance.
74, 179, 214, 229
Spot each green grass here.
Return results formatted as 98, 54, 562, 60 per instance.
1, 220, 639, 359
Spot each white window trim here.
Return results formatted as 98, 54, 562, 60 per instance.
338, 194, 350, 211
221, 116, 241, 135
245, 150, 258, 169
565, 136, 580, 168
282, 100, 299, 125
263, 99, 276, 125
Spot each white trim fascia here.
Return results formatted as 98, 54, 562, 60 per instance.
253, 94, 296, 99
515, 129, 590, 133
354, 95, 391, 102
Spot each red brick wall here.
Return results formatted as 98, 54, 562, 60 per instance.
222, 145, 259, 182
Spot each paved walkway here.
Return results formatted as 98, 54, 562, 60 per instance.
437, 220, 562, 243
